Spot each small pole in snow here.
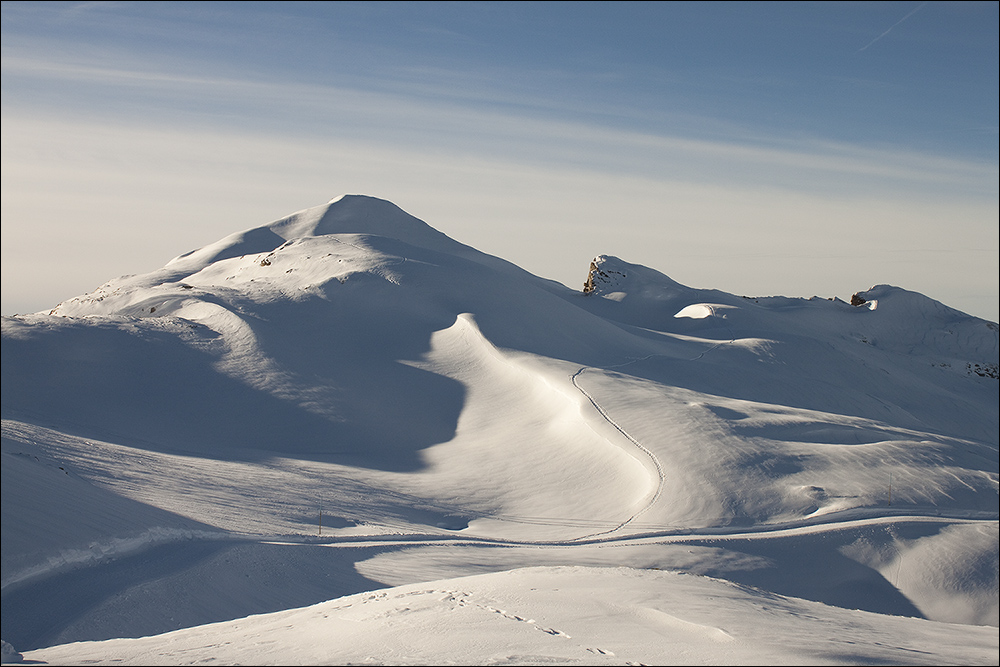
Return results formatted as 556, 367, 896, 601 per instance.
318, 507, 323, 537
888, 473, 892, 506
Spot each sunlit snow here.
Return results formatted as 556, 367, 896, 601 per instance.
2, 195, 997, 665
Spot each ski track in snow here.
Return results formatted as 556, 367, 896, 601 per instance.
570, 366, 664, 538
565, 316, 740, 540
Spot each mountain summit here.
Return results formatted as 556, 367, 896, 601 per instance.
2, 195, 997, 662
166, 194, 481, 273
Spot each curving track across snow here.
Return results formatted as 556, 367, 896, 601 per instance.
564, 320, 740, 540
569, 366, 664, 539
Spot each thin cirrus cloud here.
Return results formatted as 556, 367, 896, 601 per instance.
5, 52, 992, 196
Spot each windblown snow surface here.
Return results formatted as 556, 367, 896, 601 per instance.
2, 194, 997, 666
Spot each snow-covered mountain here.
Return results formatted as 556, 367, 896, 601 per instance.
2, 195, 997, 665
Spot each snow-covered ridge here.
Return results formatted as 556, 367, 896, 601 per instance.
48, 195, 545, 320
579, 254, 998, 384
165, 194, 467, 271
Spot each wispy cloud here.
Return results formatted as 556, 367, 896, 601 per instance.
4, 53, 993, 201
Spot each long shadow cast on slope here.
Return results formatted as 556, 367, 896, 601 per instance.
1, 540, 392, 652
1, 312, 465, 472
681, 521, 953, 619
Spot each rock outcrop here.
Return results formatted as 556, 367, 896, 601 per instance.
583, 259, 626, 294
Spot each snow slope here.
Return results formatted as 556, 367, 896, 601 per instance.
2, 194, 997, 665
14, 566, 999, 667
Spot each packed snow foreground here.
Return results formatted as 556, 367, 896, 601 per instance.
2, 195, 997, 666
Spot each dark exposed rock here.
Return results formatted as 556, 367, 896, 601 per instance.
583, 261, 599, 293
968, 362, 999, 379
583, 260, 625, 294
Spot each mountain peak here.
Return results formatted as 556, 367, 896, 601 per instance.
582, 254, 687, 299
164, 195, 464, 274
48, 195, 543, 318
269, 195, 451, 248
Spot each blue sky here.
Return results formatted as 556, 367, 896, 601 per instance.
2, 1, 997, 320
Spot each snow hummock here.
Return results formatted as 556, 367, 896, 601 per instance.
2, 194, 997, 665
